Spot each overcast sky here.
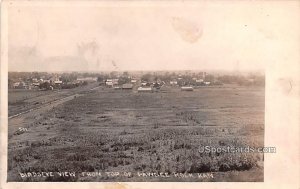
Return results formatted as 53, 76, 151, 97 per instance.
7, 1, 299, 72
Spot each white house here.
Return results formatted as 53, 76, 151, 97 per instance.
106, 81, 113, 87
54, 80, 63, 84
32, 82, 40, 87
138, 87, 152, 92
181, 86, 194, 91
131, 79, 137, 83
113, 86, 122, 90
170, 81, 178, 85
196, 79, 204, 83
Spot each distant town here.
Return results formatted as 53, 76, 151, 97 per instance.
8, 71, 265, 92
8, 69, 265, 182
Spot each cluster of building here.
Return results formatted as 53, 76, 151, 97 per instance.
10, 71, 226, 92
10, 75, 98, 90
11, 76, 63, 90
102, 72, 212, 92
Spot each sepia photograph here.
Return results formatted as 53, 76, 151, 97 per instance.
1, 0, 299, 187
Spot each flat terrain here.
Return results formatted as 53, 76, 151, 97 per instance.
8, 85, 264, 182
8, 83, 99, 117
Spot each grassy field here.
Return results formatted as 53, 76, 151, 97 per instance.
8, 89, 48, 103
8, 85, 264, 182
8, 83, 99, 117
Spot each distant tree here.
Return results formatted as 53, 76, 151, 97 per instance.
204, 74, 215, 82
118, 76, 130, 85
61, 75, 73, 83
39, 82, 51, 90
153, 82, 161, 89
32, 72, 40, 79
110, 71, 118, 78
141, 73, 152, 82
122, 71, 129, 77
161, 72, 175, 82
217, 75, 239, 84
177, 79, 185, 86
97, 76, 104, 82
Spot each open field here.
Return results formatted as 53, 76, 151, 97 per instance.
8, 85, 264, 182
8, 83, 99, 117
9, 89, 49, 103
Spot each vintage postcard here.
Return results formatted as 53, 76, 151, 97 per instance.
1, 0, 299, 188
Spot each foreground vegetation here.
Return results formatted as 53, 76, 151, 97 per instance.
8, 85, 264, 181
